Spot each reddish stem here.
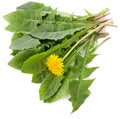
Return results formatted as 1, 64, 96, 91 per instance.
95, 13, 110, 20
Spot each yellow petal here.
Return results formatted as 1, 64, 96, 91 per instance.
46, 54, 64, 76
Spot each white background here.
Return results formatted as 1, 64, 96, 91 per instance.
0, 0, 120, 119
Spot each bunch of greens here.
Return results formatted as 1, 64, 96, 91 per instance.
4, 2, 113, 112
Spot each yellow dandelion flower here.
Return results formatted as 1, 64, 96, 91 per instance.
46, 54, 64, 76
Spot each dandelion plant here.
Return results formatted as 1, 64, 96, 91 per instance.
4, 1, 113, 112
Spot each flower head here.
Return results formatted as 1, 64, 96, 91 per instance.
46, 54, 64, 76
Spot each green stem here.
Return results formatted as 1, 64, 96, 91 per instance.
64, 39, 89, 65
62, 20, 112, 61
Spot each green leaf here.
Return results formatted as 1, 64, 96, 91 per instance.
17, 1, 53, 11
21, 52, 47, 74
86, 53, 97, 64
4, 2, 57, 33
8, 48, 41, 70
4, 9, 42, 33
10, 33, 23, 56
31, 23, 86, 40
10, 35, 40, 50
70, 65, 98, 79
39, 73, 63, 100
55, 14, 73, 22
44, 9, 56, 22
17, 2, 46, 10
69, 66, 80, 78
46, 72, 73, 103
75, 52, 97, 67
11, 33, 23, 43
83, 67, 98, 78
84, 9, 92, 16
32, 71, 47, 83
81, 79, 95, 88
69, 66, 97, 79
69, 36, 96, 112
10, 50, 19, 56
69, 79, 94, 112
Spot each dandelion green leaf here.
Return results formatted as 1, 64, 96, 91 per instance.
10, 35, 40, 50
4, 9, 42, 33
69, 79, 94, 112
32, 72, 47, 83
8, 48, 41, 70
46, 72, 73, 103
69, 36, 96, 112
31, 20, 87, 40
39, 73, 63, 100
